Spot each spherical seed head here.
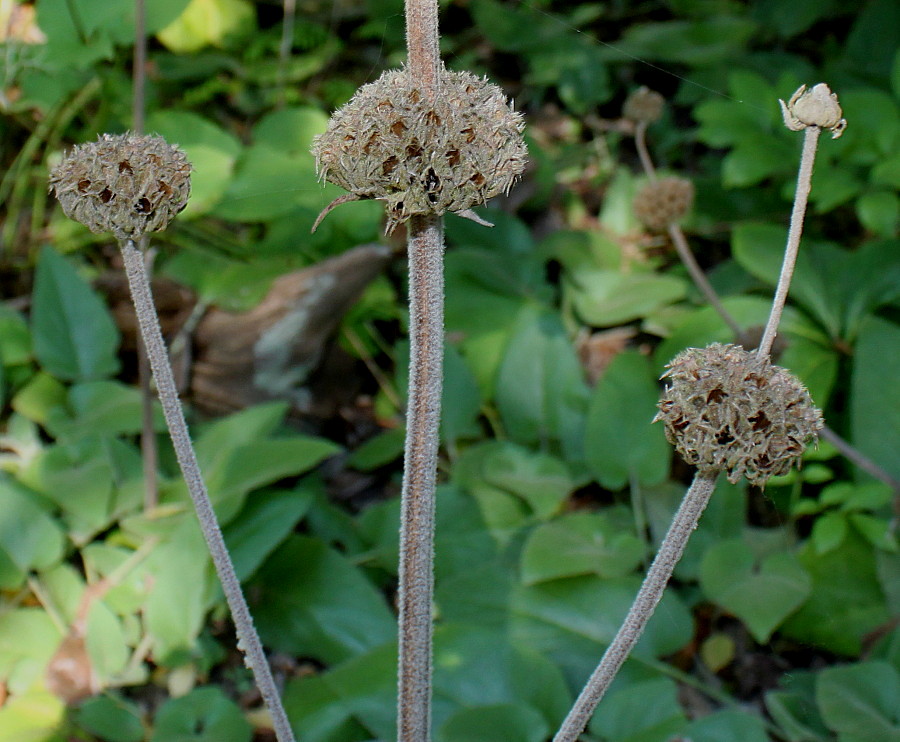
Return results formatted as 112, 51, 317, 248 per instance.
49, 133, 192, 240
633, 176, 694, 232
312, 67, 527, 231
654, 343, 823, 486
623, 87, 665, 124
779, 83, 847, 139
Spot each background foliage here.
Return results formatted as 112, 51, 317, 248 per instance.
1, 0, 899, 740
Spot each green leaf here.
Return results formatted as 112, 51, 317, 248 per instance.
31, 246, 120, 381
223, 486, 314, 581
852, 316, 900, 480
85, 601, 130, 683
0, 609, 61, 690
584, 351, 671, 490
10, 372, 67, 426
0, 306, 32, 367
700, 539, 812, 643
437, 704, 548, 742
73, 696, 144, 742
521, 512, 644, 584
495, 307, 590, 462
347, 427, 405, 471
157, 0, 256, 53
619, 17, 757, 65
857, 191, 899, 237
0, 478, 65, 589
0, 688, 65, 742
150, 686, 252, 742
567, 269, 686, 328
144, 110, 242, 216
193, 401, 288, 472
812, 511, 848, 554
590, 677, 687, 742
816, 661, 900, 742
252, 536, 395, 664
683, 710, 771, 742
782, 530, 891, 654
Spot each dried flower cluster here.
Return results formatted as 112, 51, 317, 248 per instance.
654, 343, 823, 486
49, 133, 191, 240
312, 67, 527, 231
623, 87, 665, 124
633, 176, 694, 232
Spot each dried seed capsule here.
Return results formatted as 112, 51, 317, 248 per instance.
654, 343, 823, 486
623, 87, 665, 124
49, 133, 192, 240
779, 83, 847, 139
312, 66, 527, 232
633, 176, 694, 232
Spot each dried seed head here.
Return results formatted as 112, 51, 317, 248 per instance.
779, 83, 847, 139
623, 87, 665, 124
312, 67, 527, 232
633, 176, 694, 232
654, 343, 823, 486
49, 133, 192, 240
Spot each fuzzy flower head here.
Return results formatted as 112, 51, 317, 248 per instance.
654, 343, 823, 486
633, 176, 694, 232
312, 67, 527, 232
779, 83, 846, 139
49, 133, 192, 240
623, 87, 665, 124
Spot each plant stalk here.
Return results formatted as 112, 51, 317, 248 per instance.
118, 238, 296, 742
553, 472, 719, 742
757, 126, 821, 359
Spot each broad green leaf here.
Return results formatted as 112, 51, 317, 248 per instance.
252, 536, 395, 664
619, 17, 757, 65
683, 710, 771, 742
782, 530, 891, 654
31, 246, 120, 381
150, 686, 252, 742
521, 512, 644, 585
347, 427, 405, 471
766, 686, 831, 742
495, 307, 589, 462
223, 486, 314, 581
47, 380, 164, 440
816, 661, 900, 742
157, 0, 255, 53
857, 191, 899, 237
753, 0, 840, 37
700, 539, 812, 642
0, 478, 65, 589
584, 351, 670, 490
85, 601, 129, 684
73, 696, 144, 742
0, 609, 61, 689
0, 306, 31, 366
193, 401, 289, 471
0, 689, 66, 742
851, 316, 900, 480
567, 269, 686, 328
10, 372, 67, 426
437, 704, 548, 742
590, 677, 687, 742
145, 111, 242, 216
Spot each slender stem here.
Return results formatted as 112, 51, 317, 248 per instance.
634, 122, 656, 180
757, 126, 821, 359
118, 239, 296, 742
553, 472, 719, 742
397, 2, 444, 740
668, 223, 743, 337
819, 425, 900, 497
138, 242, 159, 510
132, 0, 146, 135
397, 215, 444, 742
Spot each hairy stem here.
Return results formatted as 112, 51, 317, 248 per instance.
397, 214, 444, 742
553, 472, 719, 742
119, 239, 296, 742
132, 0, 146, 134
397, 2, 444, 740
758, 126, 821, 359
634, 122, 656, 180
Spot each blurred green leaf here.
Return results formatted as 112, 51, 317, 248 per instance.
157, 0, 256, 53
437, 704, 548, 742
567, 269, 686, 328
252, 535, 395, 664
700, 539, 812, 642
590, 677, 687, 742
584, 351, 671, 490
31, 247, 120, 382
0, 478, 65, 589
683, 710, 771, 742
150, 686, 252, 742
816, 661, 900, 742
73, 696, 144, 742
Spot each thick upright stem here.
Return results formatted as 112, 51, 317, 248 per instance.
757, 126, 821, 359
553, 472, 719, 742
119, 239, 296, 742
397, 215, 444, 742
405, 0, 440, 91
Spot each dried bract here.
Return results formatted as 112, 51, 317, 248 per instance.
312, 67, 527, 232
633, 176, 694, 232
779, 83, 847, 139
623, 87, 665, 124
50, 133, 191, 240
654, 343, 823, 486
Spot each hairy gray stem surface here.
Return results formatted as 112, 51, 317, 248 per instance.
119, 239, 296, 742
397, 214, 444, 742
758, 126, 821, 359
553, 472, 719, 742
